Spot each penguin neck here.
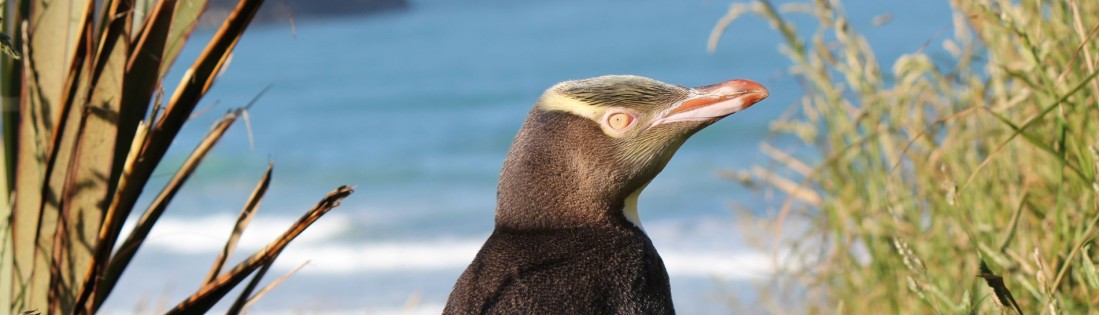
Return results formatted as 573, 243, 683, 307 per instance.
494, 111, 644, 231
494, 148, 638, 231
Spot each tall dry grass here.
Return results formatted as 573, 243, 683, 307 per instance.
713, 0, 1099, 313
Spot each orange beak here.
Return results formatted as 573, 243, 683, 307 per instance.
651, 79, 769, 126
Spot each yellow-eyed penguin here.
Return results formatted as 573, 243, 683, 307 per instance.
444, 75, 769, 314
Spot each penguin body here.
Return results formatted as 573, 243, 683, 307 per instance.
445, 75, 768, 314
446, 225, 670, 314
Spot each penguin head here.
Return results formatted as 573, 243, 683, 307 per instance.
497, 75, 768, 229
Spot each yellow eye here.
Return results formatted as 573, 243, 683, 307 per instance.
607, 113, 634, 130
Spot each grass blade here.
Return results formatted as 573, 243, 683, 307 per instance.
0, 0, 27, 195
79, 0, 267, 310
0, 6, 27, 312
204, 163, 273, 284
226, 260, 273, 314
964, 67, 1099, 190
0, 172, 10, 315
158, 0, 211, 79
57, 1, 135, 312
981, 107, 1089, 183
115, 0, 210, 187
37, 8, 96, 315
1082, 244, 1099, 289
15, 0, 98, 307
165, 185, 353, 314
11, 16, 50, 315
114, 0, 181, 189
25, 0, 89, 137
238, 261, 309, 312
95, 108, 247, 308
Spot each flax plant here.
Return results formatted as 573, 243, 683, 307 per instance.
0, 0, 352, 313
713, 0, 1099, 313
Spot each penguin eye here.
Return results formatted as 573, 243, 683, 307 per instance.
606, 112, 635, 130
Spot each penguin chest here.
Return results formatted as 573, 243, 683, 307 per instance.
445, 227, 674, 314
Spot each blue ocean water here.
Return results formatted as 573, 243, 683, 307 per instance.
102, 0, 952, 313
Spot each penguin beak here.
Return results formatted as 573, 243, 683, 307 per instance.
650, 79, 769, 126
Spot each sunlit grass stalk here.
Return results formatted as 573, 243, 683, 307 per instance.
712, 0, 1099, 313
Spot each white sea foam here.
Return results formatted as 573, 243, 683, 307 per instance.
661, 250, 774, 279
271, 239, 483, 272
121, 213, 354, 254
131, 214, 783, 279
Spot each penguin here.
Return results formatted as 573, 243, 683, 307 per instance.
444, 75, 769, 314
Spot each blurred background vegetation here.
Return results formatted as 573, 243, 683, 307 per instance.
716, 0, 1099, 313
